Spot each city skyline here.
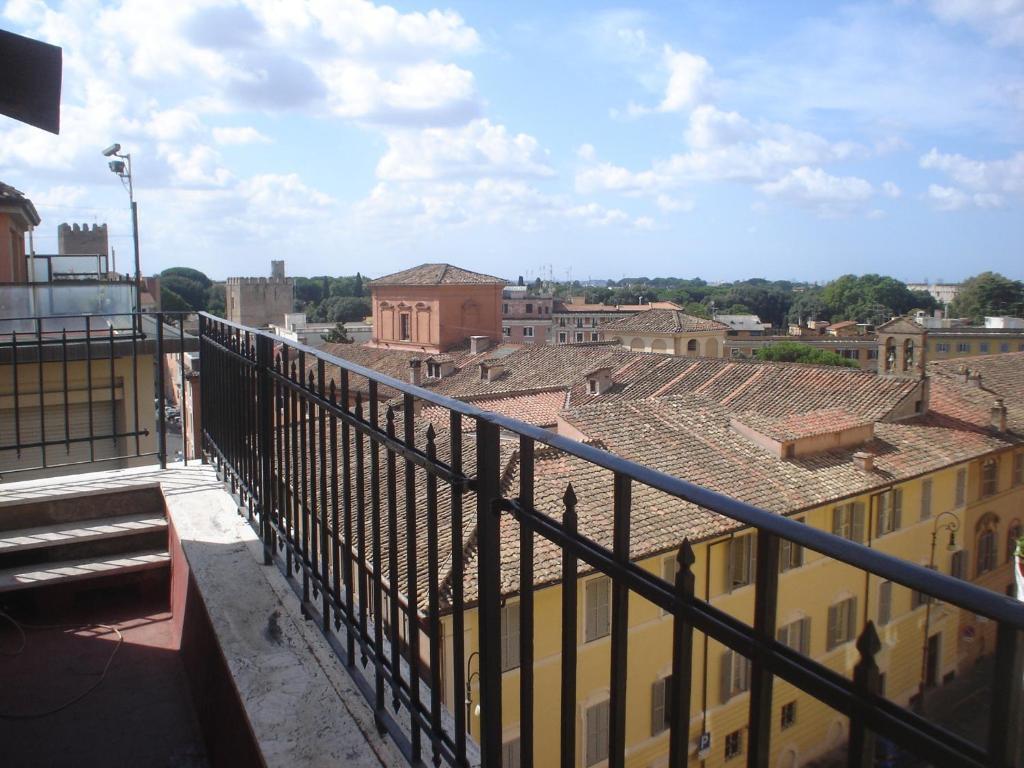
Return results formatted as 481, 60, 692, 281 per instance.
1, 1, 1022, 282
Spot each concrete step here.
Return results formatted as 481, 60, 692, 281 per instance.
0, 513, 168, 570
0, 550, 170, 593
0, 485, 165, 532
0, 513, 168, 554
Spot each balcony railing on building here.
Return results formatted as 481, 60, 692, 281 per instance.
3, 303, 1022, 766
193, 313, 1023, 768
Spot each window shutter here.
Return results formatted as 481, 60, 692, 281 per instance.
851, 503, 865, 543
846, 597, 858, 643
728, 539, 741, 591
779, 539, 791, 572
879, 581, 892, 625
740, 655, 751, 691
832, 507, 842, 536
800, 617, 811, 655
586, 705, 599, 765
892, 489, 902, 530
921, 479, 932, 520
827, 604, 838, 650
651, 678, 666, 736
720, 651, 733, 704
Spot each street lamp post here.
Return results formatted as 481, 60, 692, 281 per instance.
466, 650, 481, 737
101, 143, 142, 323
918, 509, 960, 712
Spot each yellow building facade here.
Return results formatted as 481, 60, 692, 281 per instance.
444, 448, 1024, 767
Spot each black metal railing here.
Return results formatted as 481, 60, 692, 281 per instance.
198, 312, 1024, 768
0, 311, 196, 477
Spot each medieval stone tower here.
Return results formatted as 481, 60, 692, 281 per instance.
58, 223, 108, 257
226, 261, 295, 328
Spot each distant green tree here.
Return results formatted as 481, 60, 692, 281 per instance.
206, 284, 226, 316
161, 275, 207, 310
821, 274, 933, 323
313, 296, 372, 323
353, 272, 364, 297
160, 267, 211, 288
950, 272, 1024, 321
323, 322, 352, 343
755, 341, 857, 367
160, 286, 191, 312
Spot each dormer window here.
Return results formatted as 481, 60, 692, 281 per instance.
589, 379, 598, 394
427, 362, 441, 379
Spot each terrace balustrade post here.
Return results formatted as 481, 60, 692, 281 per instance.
748, 532, 780, 768
156, 314, 166, 469
668, 541, 696, 768
988, 623, 1023, 768
475, 418, 503, 767
198, 313, 208, 463
848, 622, 881, 768
257, 333, 274, 564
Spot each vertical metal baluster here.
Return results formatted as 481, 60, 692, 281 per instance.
369, 380, 386, 724
156, 320, 166, 468
608, 473, 631, 768
848, 622, 881, 768
307, 370, 318, 606
988, 622, 1023, 768
341, 370, 355, 665
292, 360, 303, 581
108, 325, 116, 451
425, 425, 443, 766
450, 412, 467, 766
476, 418, 503, 768
11, 332, 21, 458
36, 318, 46, 468
318, 361, 330, 629
404, 395, 422, 761
179, 317, 187, 465
668, 541, 696, 768
130, 313, 140, 456
61, 329, 69, 454
84, 323, 93, 462
257, 335, 274, 562
386, 407, 403, 711
275, 353, 285, 553
519, 436, 535, 768
356, 392, 369, 666
330, 379, 342, 630
283, 352, 294, 576
299, 359, 310, 599
560, 483, 578, 768
748, 532, 780, 768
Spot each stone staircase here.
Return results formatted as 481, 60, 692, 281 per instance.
0, 486, 169, 595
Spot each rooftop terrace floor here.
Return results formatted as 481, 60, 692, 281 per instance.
0, 582, 208, 768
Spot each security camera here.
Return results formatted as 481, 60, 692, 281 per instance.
102, 143, 121, 157
108, 159, 126, 175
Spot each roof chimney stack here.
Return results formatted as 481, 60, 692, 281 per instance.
469, 335, 490, 355
991, 398, 1008, 432
853, 451, 875, 473
409, 358, 422, 386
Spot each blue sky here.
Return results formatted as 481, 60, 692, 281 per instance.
1, 0, 1022, 283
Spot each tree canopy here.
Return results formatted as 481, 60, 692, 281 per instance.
159, 267, 222, 313
949, 272, 1024, 322
754, 342, 857, 367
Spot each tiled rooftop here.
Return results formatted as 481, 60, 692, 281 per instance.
369, 263, 506, 286
601, 308, 730, 334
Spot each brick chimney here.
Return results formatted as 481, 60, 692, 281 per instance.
991, 398, 1008, 432
969, 371, 983, 388
853, 451, 875, 473
409, 358, 422, 386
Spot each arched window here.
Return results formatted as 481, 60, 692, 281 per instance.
629, 338, 644, 352
976, 512, 1000, 576
1007, 519, 1022, 564
903, 339, 914, 371
650, 338, 667, 353
686, 339, 698, 352
884, 338, 895, 372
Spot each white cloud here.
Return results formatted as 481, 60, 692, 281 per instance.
757, 167, 874, 216
658, 47, 712, 112
212, 126, 271, 145
161, 145, 234, 188
655, 195, 694, 213
376, 119, 554, 181
882, 181, 902, 198
925, 184, 1004, 210
927, 0, 1024, 46
920, 148, 1024, 193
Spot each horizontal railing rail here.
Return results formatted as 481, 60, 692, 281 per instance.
198, 311, 1024, 768
1, 311, 196, 477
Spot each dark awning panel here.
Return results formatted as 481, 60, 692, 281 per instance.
0, 29, 62, 134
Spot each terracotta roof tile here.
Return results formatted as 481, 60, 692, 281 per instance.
602, 309, 729, 334
370, 263, 506, 286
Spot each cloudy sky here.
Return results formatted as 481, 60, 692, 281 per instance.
1, 1, 1022, 283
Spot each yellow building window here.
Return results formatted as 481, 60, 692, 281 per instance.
584, 576, 611, 642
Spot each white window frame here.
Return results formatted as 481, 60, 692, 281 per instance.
523, 326, 534, 338
832, 502, 866, 543
827, 596, 858, 650
877, 488, 902, 536
727, 534, 756, 591
720, 650, 751, 703
878, 580, 893, 626
558, 332, 567, 343
776, 616, 811, 655
650, 674, 672, 736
